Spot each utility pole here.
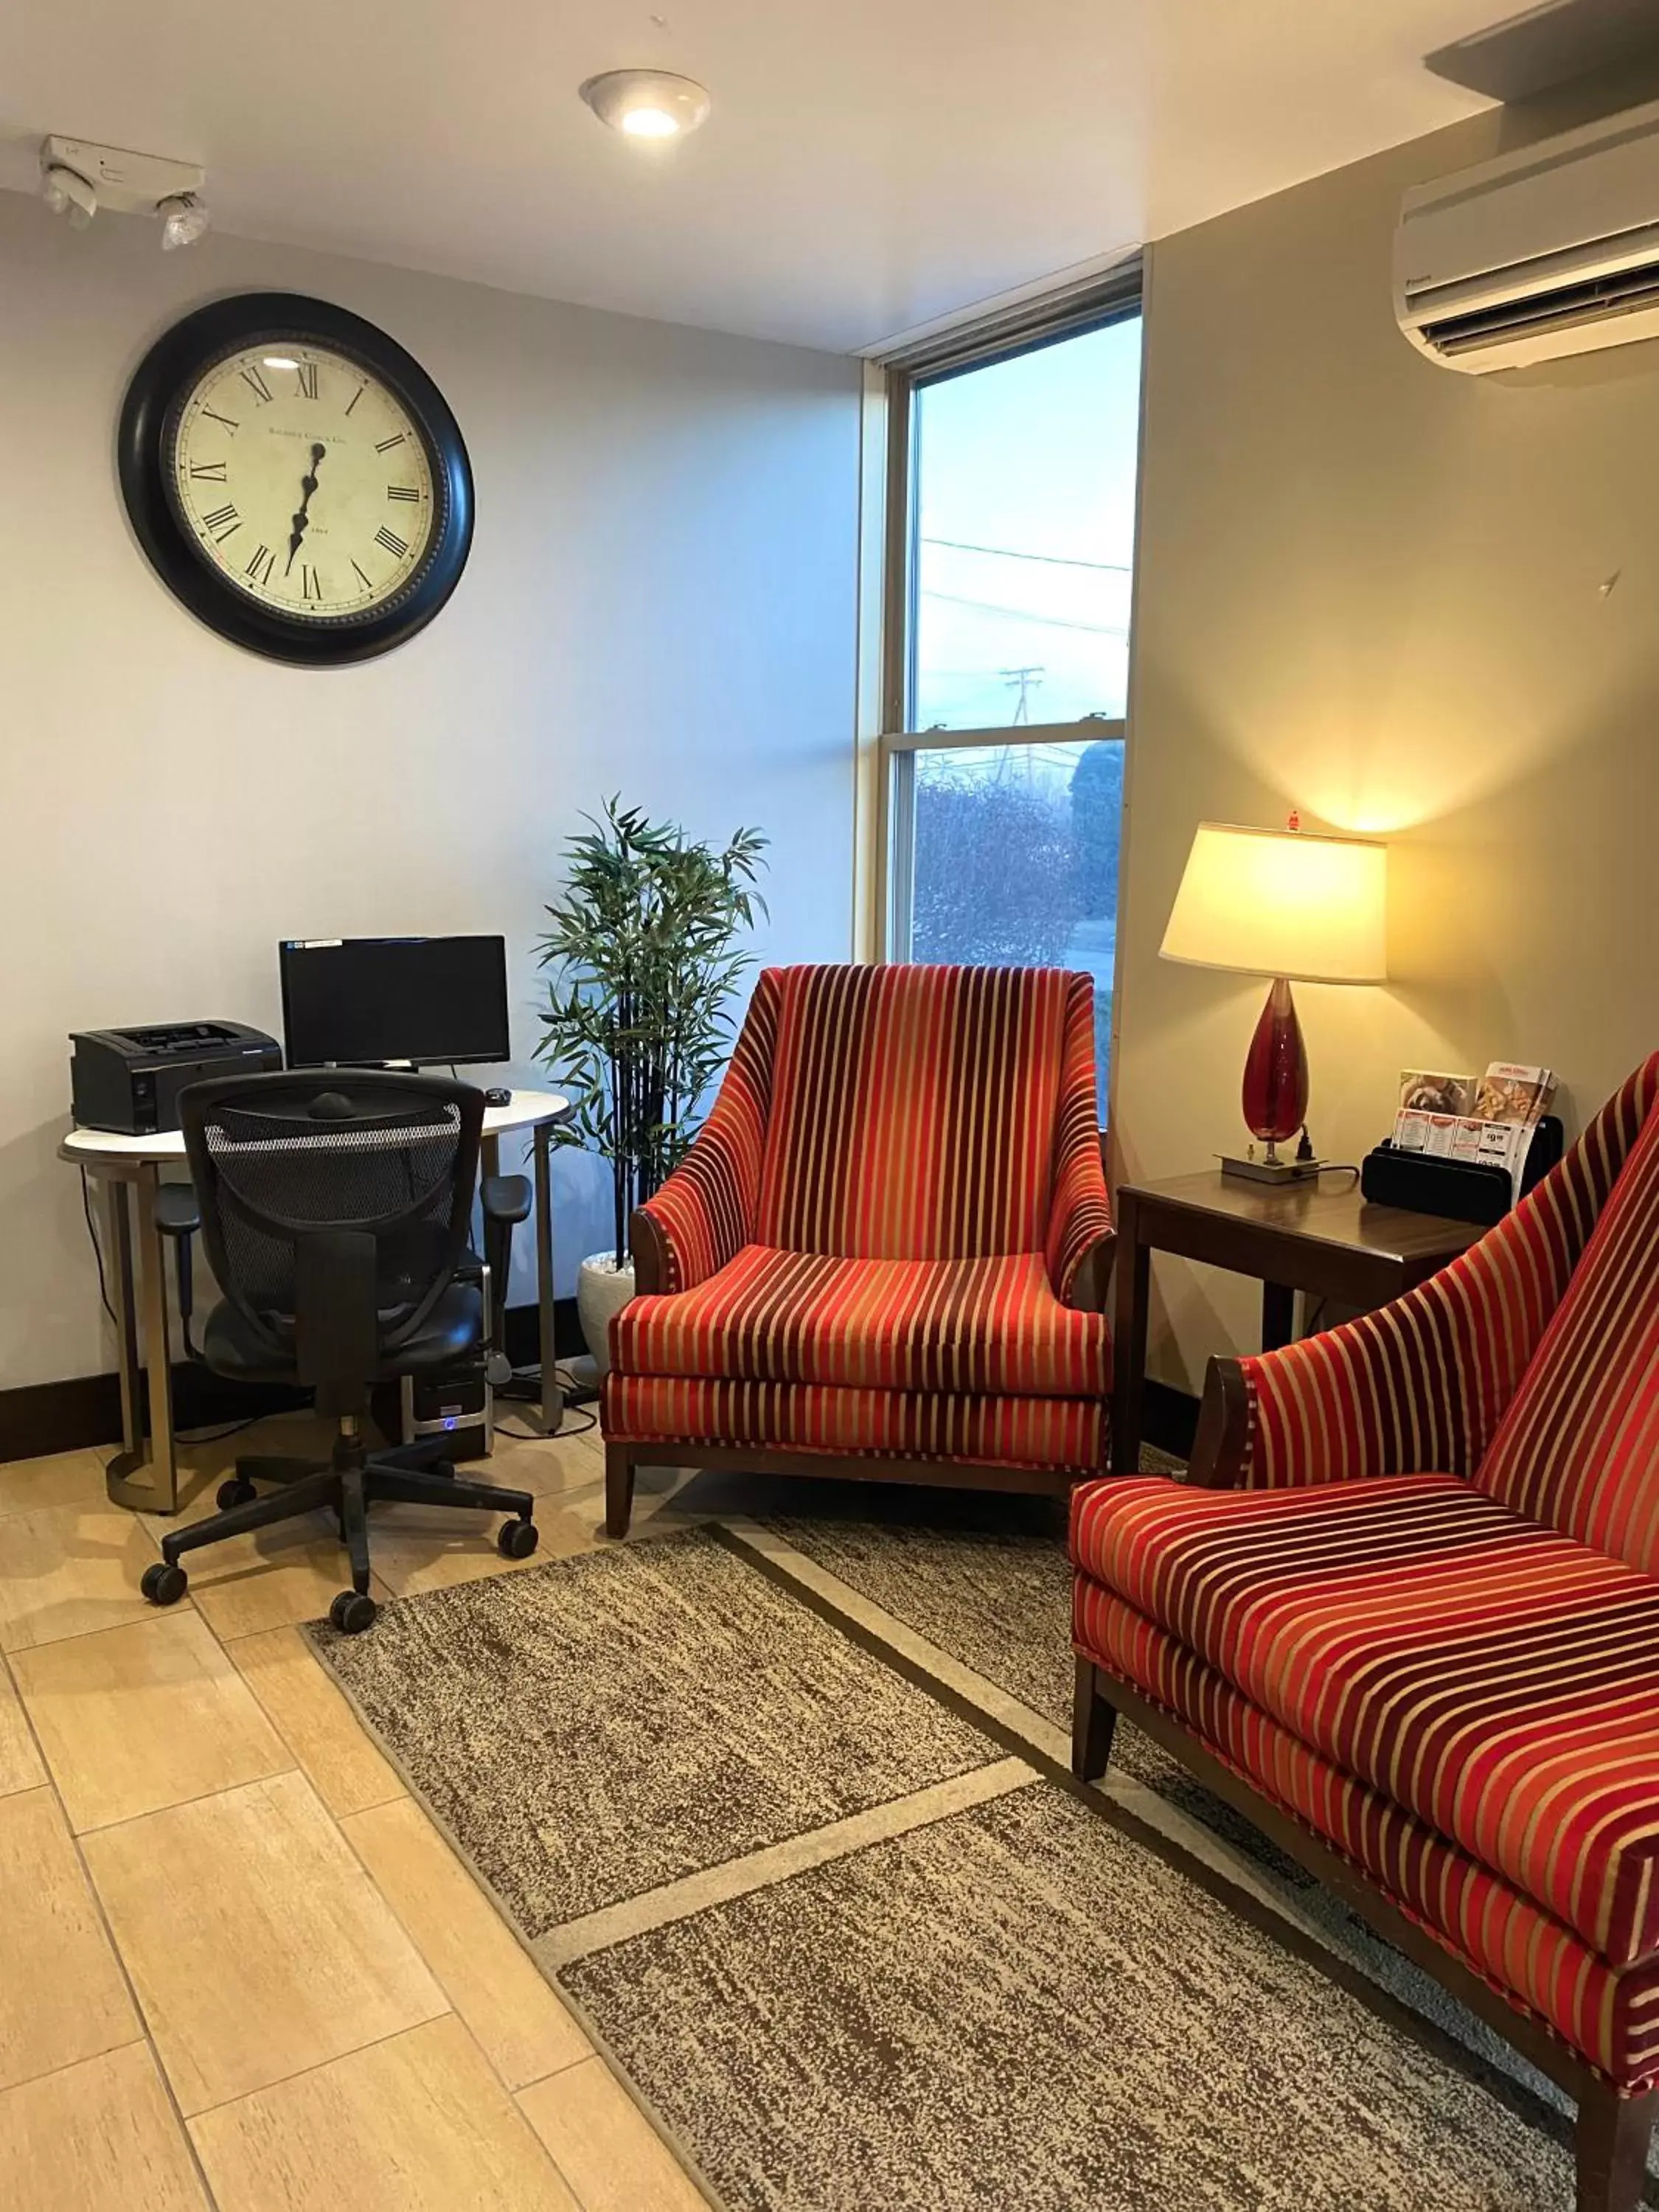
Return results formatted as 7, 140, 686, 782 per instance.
1001, 665, 1044, 726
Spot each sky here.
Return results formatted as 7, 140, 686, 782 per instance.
913, 313, 1143, 731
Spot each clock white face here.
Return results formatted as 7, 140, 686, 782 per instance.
169, 342, 438, 622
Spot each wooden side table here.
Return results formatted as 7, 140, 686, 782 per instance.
1112, 1172, 1484, 1475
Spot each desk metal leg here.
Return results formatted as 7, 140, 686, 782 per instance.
105, 1180, 145, 1475
1111, 1191, 1148, 1475
104, 1166, 181, 1514
534, 1122, 563, 1438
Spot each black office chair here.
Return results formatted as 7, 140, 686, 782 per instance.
139, 1070, 539, 1634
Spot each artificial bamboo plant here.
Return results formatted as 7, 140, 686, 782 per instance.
535, 799, 768, 1267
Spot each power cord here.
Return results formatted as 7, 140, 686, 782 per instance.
495, 1364, 598, 1441
174, 1413, 267, 1447
1298, 1127, 1360, 1188
80, 1167, 118, 1326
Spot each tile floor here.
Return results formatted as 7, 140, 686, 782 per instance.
0, 1411, 713, 2212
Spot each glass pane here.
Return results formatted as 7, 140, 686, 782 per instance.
911, 316, 1141, 731
908, 737, 1122, 1106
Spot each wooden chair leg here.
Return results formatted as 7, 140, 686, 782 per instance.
1071, 1656, 1117, 1781
1576, 2079, 1655, 2212
605, 1445, 636, 1539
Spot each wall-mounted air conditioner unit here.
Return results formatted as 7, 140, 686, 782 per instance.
1395, 98, 1659, 373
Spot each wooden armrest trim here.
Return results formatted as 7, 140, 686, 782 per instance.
1187, 1356, 1251, 1487
629, 1207, 670, 1296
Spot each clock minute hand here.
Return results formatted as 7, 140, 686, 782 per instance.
285, 443, 329, 574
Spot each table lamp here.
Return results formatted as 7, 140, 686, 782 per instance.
1159, 815, 1388, 1183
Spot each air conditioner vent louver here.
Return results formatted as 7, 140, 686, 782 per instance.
1422, 254, 1659, 356
1394, 98, 1659, 372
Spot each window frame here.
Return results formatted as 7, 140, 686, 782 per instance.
874, 265, 1144, 964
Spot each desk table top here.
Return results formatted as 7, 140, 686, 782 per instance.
60, 1086, 570, 1167
1121, 1169, 1484, 1268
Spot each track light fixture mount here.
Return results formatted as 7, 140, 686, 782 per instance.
39, 136, 210, 248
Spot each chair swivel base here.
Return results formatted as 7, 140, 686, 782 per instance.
139, 1429, 538, 1635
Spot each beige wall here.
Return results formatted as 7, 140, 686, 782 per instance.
0, 196, 860, 1392
1116, 84, 1659, 1394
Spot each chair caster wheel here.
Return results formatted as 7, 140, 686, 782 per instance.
142, 1561, 188, 1607
216, 1476, 257, 1511
498, 1517, 539, 1561
329, 1590, 378, 1635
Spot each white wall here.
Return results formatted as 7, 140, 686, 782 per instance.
0, 195, 860, 1391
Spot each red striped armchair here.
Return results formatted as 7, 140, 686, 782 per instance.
1071, 1053, 1659, 2212
602, 962, 1113, 1536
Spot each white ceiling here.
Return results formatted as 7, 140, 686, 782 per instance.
0, 1, 1502, 353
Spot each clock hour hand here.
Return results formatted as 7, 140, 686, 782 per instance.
285, 443, 328, 574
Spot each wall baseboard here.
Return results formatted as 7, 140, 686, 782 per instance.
1, 1299, 588, 1465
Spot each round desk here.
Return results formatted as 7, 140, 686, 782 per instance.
61, 1087, 570, 1514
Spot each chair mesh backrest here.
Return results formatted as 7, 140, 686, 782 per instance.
181, 1072, 484, 1357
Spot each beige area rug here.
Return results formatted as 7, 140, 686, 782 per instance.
309, 1519, 1598, 2212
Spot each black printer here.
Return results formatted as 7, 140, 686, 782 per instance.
70, 1020, 282, 1135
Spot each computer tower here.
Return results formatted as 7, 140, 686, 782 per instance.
399, 1366, 492, 1464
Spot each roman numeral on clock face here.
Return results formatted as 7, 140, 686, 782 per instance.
201, 503, 240, 542
375, 526, 410, 558
240, 365, 274, 405
294, 363, 320, 400
351, 560, 373, 591
375, 433, 406, 454
190, 461, 229, 483
299, 563, 323, 601
386, 485, 420, 502
246, 544, 276, 586
202, 408, 239, 433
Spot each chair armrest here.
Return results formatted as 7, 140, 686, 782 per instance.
1186, 1357, 1253, 1486
154, 1184, 201, 1238
1191, 1264, 1486, 1490
632, 1119, 760, 1295
153, 1182, 205, 1363
481, 1175, 532, 1226
1046, 1126, 1114, 1309
1065, 1232, 1117, 1315
477, 1178, 532, 1354
630, 1207, 672, 1297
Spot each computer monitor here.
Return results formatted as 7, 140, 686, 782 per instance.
279, 936, 511, 1068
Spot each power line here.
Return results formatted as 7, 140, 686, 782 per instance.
922, 536, 1132, 574
921, 588, 1128, 638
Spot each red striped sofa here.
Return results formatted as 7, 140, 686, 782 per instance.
602, 962, 1114, 1535
1071, 1053, 1659, 2212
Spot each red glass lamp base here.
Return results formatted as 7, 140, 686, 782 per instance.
1241, 975, 1308, 1155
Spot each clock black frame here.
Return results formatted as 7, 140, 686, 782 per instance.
117, 292, 473, 667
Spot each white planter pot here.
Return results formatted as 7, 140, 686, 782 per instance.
577, 1252, 637, 1379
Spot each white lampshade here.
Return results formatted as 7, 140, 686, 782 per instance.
1160, 822, 1388, 984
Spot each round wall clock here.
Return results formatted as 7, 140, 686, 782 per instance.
118, 292, 473, 665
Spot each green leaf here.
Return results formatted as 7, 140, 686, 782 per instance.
532, 801, 770, 1226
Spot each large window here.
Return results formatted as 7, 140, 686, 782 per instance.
882, 291, 1141, 1110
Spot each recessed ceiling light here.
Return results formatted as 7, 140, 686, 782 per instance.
579, 69, 711, 142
